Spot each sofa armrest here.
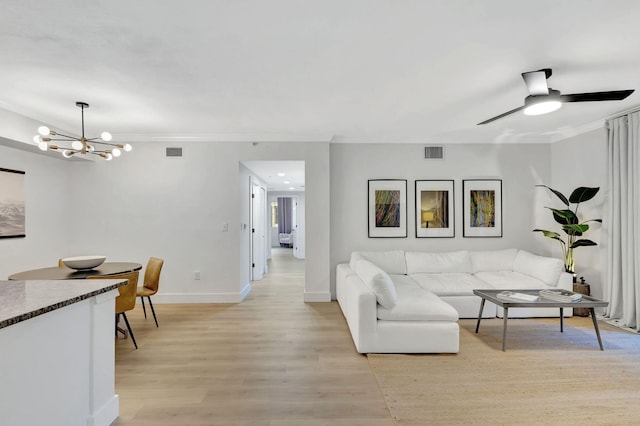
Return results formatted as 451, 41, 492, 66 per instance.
336, 263, 356, 306
336, 264, 378, 351
344, 274, 378, 334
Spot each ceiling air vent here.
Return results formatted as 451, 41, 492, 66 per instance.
165, 147, 183, 158
424, 146, 444, 159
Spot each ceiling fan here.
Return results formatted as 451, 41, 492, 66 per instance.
477, 68, 634, 125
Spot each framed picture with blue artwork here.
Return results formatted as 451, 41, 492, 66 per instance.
463, 179, 502, 238
368, 179, 407, 238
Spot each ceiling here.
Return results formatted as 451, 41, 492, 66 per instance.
242, 161, 305, 192
2, 1, 640, 144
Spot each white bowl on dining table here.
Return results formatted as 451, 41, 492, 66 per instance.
61, 255, 107, 271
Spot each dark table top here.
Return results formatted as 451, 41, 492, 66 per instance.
8, 262, 143, 281
473, 289, 609, 308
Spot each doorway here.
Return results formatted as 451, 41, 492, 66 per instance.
243, 160, 305, 290
250, 179, 267, 281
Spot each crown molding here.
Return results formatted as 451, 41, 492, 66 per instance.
114, 133, 334, 143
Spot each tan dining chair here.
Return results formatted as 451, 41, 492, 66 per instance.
137, 257, 164, 327
89, 270, 140, 349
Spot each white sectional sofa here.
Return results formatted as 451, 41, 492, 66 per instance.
336, 249, 572, 354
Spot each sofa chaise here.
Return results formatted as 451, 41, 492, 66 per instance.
335, 249, 572, 354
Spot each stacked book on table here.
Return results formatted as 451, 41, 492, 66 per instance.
496, 291, 539, 302
539, 289, 583, 302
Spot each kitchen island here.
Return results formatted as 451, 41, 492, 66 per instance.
0, 279, 126, 426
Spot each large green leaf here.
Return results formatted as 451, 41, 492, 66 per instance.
536, 185, 569, 206
546, 208, 578, 225
563, 223, 589, 236
533, 229, 566, 245
570, 239, 598, 248
569, 187, 599, 204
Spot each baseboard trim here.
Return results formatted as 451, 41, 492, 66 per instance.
239, 282, 252, 301
87, 394, 119, 426
304, 291, 332, 302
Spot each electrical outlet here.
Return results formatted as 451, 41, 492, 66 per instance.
222, 223, 229, 232
193, 271, 200, 280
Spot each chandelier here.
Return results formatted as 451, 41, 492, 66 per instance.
33, 101, 132, 160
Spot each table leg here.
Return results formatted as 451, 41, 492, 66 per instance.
560, 307, 564, 332
590, 308, 604, 350
502, 307, 508, 351
475, 298, 486, 333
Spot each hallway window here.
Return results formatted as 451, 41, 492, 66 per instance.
271, 201, 278, 228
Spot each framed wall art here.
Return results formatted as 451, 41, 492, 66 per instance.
415, 180, 454, 238
0, 168, 26, 239
368, 179, 407, 238
463, 179, 502, 237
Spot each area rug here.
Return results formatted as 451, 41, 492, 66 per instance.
367, 317, 640, 426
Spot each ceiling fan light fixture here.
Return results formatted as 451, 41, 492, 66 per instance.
523, 89, 562, 116
523, 100, 562, 116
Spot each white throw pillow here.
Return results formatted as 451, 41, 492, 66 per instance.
405, 251, 472, 274
512, 250, 564, 286
354, 259, 398, 308
351, 250, 407, 275
469, 249, 518, 273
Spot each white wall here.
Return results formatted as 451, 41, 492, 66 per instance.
63, 141, 330, 303
0, 143, 72, 279
550, 127, 607, 299
330, 142, 552, 295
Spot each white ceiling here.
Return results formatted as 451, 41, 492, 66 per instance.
2, 1, 640, 144
242, 161, 305, 192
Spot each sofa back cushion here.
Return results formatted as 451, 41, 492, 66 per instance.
469, 248, 518, 273
350, 250, 407, 275
354, 259, 398, 308
405, 251, 472, 274
512, 250, 564, 286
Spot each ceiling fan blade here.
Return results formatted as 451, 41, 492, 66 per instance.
477, 105, 525, 125
561, 89, 634, 103
521, 70, 550, 96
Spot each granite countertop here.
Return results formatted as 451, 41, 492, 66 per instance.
0, 279, 127, 329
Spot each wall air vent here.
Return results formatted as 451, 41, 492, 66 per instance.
424, 146, 444, 159
165, 147, 183, 158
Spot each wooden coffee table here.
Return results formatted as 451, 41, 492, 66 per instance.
473, 289, 609, 351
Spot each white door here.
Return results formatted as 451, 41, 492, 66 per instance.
251, 182, 266, 281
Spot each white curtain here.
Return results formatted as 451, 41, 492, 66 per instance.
603, 111, 640, 331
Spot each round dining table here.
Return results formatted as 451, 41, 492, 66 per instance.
8, 262, 143, 281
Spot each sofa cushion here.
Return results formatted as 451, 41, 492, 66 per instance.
406, 251, 472, 274
469, 249, 518, 273
410, 273, 489, 296
377, 275, 459, 321
474, 271, 550, 290
354, 259, 398, 308
351, 250, 407, 275
513, 250, 564, 286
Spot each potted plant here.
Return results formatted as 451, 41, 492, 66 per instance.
533, 185, 602, 277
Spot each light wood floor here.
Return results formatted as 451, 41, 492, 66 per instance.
113, 248, 395, 425
114, 252, 640, 426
